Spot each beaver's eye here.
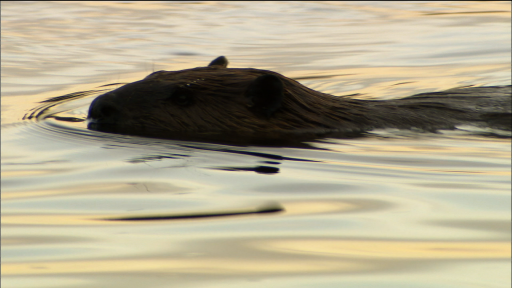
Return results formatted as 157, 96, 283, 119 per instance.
169, 88, 194, 107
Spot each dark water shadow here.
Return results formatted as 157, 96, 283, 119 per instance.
104, 202, 284, 221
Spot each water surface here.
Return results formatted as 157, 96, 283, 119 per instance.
2, 2, 511, 288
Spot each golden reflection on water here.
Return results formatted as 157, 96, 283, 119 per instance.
1, 181, 193, 200
3, 239, 508, 276
1, 170, 55, 178
314, 137, 511, 177
263, 239, 510, 259
1, 199, 389, 226
2, 215, 106, 226
283, 200, 365, 215
2, 258, 365, 276
303, 63, 510, 98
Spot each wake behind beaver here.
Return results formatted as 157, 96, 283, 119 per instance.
87, 56, 511, 142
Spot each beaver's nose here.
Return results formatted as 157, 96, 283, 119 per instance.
87, 93, 120, 123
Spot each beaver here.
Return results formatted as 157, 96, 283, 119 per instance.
88, 56, 511, 142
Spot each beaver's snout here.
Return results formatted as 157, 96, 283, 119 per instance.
88, 93, 117, 121
87, 92, 128, 132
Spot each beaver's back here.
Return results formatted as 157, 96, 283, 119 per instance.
366, 86, 511, 131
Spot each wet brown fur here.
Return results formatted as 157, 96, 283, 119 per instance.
142, 68, 370, 132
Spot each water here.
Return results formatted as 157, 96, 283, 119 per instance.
2, 2, 511, 288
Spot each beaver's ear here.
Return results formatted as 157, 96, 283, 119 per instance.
208, 56, 228, 68
246, 74, 284, 117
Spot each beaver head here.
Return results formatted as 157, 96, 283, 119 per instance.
88, 56, 370, 141
88, 56, 510, 141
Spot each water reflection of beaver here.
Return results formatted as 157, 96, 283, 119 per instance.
88, 56, 511, 142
